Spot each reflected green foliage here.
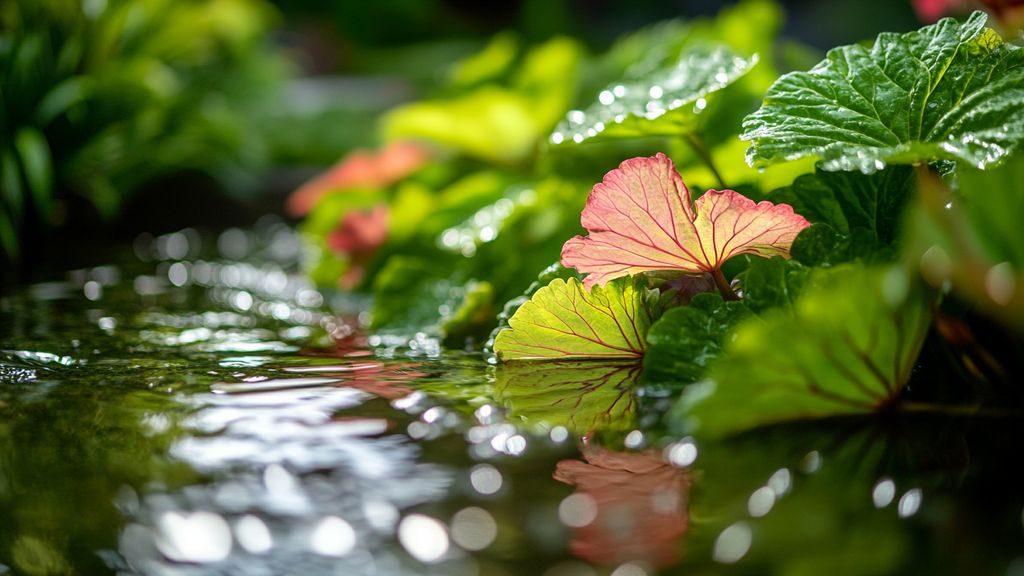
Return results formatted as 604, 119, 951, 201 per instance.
0, 0, 286, 261
643, 292, 753, 386
494, 360, 641, 433
743, 12, 1024, 173
680, 266, 933, 437
906, 155, 1024, 328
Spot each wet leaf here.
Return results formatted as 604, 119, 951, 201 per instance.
771, 166, 915, 265
493, 277, 657, 361
679, 266, 933, 437
643, 292, 753, 386
742, 12, 1024, 172
561, 153, 809, 288
737, 256, 811, 314
494, 360, 642, 432
550, 45, 757, 146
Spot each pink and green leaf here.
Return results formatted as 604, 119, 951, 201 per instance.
561, 153, 809, 288
493, 277, 655, 361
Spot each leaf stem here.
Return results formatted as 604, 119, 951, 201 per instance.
685, 133, 726, 189
711, 268, 739, 301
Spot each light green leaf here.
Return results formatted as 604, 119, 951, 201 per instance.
551, 44, 757, 146
494, 277, 657, 361
742, 12, 1024, 173
494, 360, 642, 433
680, 266, 932, 438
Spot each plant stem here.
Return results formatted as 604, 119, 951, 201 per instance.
711, 268, 739, 301
685, 133, 727, 189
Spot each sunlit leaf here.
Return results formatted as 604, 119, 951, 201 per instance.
680, 266, 933, 438
742, 12, 1024, 172
493, 277, 657, 361
550, 45, 757, 146
643, 293, 753, 386
561, 153, 809, 288
494, 360, 642, 432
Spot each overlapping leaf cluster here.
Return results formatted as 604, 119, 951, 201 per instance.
294, 5, 1024, 439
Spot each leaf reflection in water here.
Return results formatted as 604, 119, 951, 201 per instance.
554, 442, 690, 568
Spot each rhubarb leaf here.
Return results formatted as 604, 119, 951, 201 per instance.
494, 361, 642, 432
561, 153, 809, 288
679, 266, 933, 438
742, 12, 1024, 173
493, 276, 659, 361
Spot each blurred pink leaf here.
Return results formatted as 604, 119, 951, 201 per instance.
561, 153, 809, 289
327, 204, 389, 289
287, 141, 429, 217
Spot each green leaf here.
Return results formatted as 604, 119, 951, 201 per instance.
643, 292, 753, 386
550, 44, 758, 146
771, 166, 915, 265
679, 266, 933, 438
906, 157, 1024, 327
742, 12, 1024, 173
738, 256, 811, 314
494, 277, 658, 361
14, 128, 54, 221
494, 360, 642, 433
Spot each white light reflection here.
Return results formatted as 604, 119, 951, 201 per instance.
398, 514, 449, 563
624, 430, 644, 449
558, 493, 598, 528
768, 468, 791, 496
451, 507, 497, 551
872, 478, 896, 508
800, 450, 822, 473
470, 464, 503, 495
747, 486, 776, 517
549, 426, 569, 443
665, 438, 697, 467
611, 562, 650, 576
713, 522, 752, 564
155, 511, 233, 563
309, 516, 356, 556
234, 515, 272, 554
897, 488, 922, 518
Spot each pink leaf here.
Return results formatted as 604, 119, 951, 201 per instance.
327, 204, 389, 289
561, 153, 809, 288
286, 141, 429, 217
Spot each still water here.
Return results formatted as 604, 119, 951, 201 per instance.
1, 220, 1023, 575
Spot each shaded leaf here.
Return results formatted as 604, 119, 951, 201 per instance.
494, 277, 655, 361
550, 44, 757, 145
742, 12, 1024, 172
494, 360, 642, 432
643, 292, 753, 386
680, 266, 933, 437
738, 256, 811, 314
561, 153, 809, 288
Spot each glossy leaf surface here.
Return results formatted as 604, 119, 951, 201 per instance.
742, 12, 1024, 172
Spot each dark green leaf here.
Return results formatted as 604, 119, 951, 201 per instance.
643, 292, 753, 386
14, 128, 54, 221
743, 12, 1024, 172
738, 256, 811, 313
679, 266, 933, 438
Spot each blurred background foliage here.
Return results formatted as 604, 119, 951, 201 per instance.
0, 0, 953, 289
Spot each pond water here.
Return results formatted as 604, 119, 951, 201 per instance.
2, 220, 1023, 576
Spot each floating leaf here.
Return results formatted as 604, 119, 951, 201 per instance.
494, 361, 642, 432
493, 277, 657, 361
742, 12, 1024, 172
550, 45, 757, 146
643, 293, 753, 386
680, 266, 933, 438
561, 153, 809, 288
